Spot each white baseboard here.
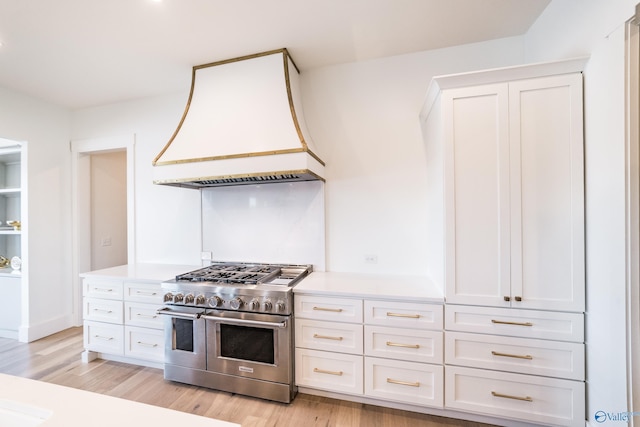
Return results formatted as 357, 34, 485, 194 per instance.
18, 314, 75, 343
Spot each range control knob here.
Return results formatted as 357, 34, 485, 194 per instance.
209, 296, 222, 308
248, 299, 260, 310
229, 297, 244, 310
184, 294, 195, 304
163, 293, 173, 303
173, 293, 184, 303
275, 301, 286, 313
195, 295, 207, 305
262, 300, 273, 311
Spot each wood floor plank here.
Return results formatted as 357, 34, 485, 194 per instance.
0, 328, 497, 426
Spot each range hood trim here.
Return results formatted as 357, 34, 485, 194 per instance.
153, 146, 325, 167
152, 48, 323, 170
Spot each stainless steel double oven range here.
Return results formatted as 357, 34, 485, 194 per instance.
157, 262, 311, 403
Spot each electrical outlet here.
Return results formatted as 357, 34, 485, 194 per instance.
364, 254, 378, 264
101, 237, 112, 247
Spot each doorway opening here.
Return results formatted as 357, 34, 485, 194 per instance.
71, 135, 135, 325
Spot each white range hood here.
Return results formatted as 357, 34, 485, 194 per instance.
153, 48, 325, 188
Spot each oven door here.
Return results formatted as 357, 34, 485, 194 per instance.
202, 310, 292, 384
157, 306, 206, 370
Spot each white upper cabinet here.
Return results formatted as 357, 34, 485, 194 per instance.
421, 61, 585, 313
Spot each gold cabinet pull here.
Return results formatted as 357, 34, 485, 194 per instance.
313, 306, 343, 313
135, 290, 158, 296
313, 368, 343, 376
491, 350, 533, 360
94, 335, 114, 341
136, 313, 158, 319
386, 341, 420, 349
491, 391, 533, 402
386, 312, 420, 319
387, 378, 420, 387
313, 333, 343, 341
491, 319, 533, 327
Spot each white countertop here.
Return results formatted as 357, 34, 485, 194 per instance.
79, 263, 200, 282
294, 271, 444, 303
0, 373, 239, 427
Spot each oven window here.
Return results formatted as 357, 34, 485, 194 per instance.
220, 324, 275, 364
174, 318, 194, 352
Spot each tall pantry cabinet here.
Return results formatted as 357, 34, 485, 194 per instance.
420, 59, 587, 427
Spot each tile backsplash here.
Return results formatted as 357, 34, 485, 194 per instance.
201, 181, 325, 270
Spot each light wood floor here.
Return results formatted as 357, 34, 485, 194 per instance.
0, 327, 495, 426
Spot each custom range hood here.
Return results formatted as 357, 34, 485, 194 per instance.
153, 48, 325, 189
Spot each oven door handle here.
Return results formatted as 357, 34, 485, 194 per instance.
202, 314, 287, 329
156, 307, 202, 320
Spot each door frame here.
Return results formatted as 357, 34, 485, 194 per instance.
625, 16, 640, 421
70, 134, 136, 325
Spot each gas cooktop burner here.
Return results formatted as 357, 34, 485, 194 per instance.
173, 262, 307, 286
162, 261, 313, 316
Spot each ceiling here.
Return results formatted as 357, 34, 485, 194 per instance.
0, 0, 550, 110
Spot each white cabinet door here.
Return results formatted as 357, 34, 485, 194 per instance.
509, 74, 585, 312
442, 74, 584, 311
443, 84, 511, 307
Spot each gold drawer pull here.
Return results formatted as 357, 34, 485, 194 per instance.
491, 350, 533, 360
136, 341, 158, 348
313, 306, 343, 313
386, 312, 420, 319
135, 290, 157, 296
491, 319, 533, 327
386, 341, 420, 349
387, 378, 420, 387
491, 391, 533, 402
136, 313, 158, 318
313, 368, 343, 376
94, 335, 114, 341
313, 333, 343, 341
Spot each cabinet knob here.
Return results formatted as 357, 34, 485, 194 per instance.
503, 296, 510, 302
514, 296, 522, 302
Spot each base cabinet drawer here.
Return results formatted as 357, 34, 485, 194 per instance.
445, 366, 585, 427
83, 279, 124, 300
83, 321, 124, 355
124, 326, 164, 362
365, 300, 443, 329
295, 296, 363, 323
296, 319, 363, 354
125, 302, 163, 329
295, 348, 363, 395
365, 325, 443, 364
83, 298, 123, 324
445, 305, 584, 342
365, 357, 443, 407
445, 331, 584, 380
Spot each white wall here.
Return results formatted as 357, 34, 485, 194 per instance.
522, 0, 638, 423
301, 36, 524, 275
71, 92, 202, 265
0, 85, 72, 342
